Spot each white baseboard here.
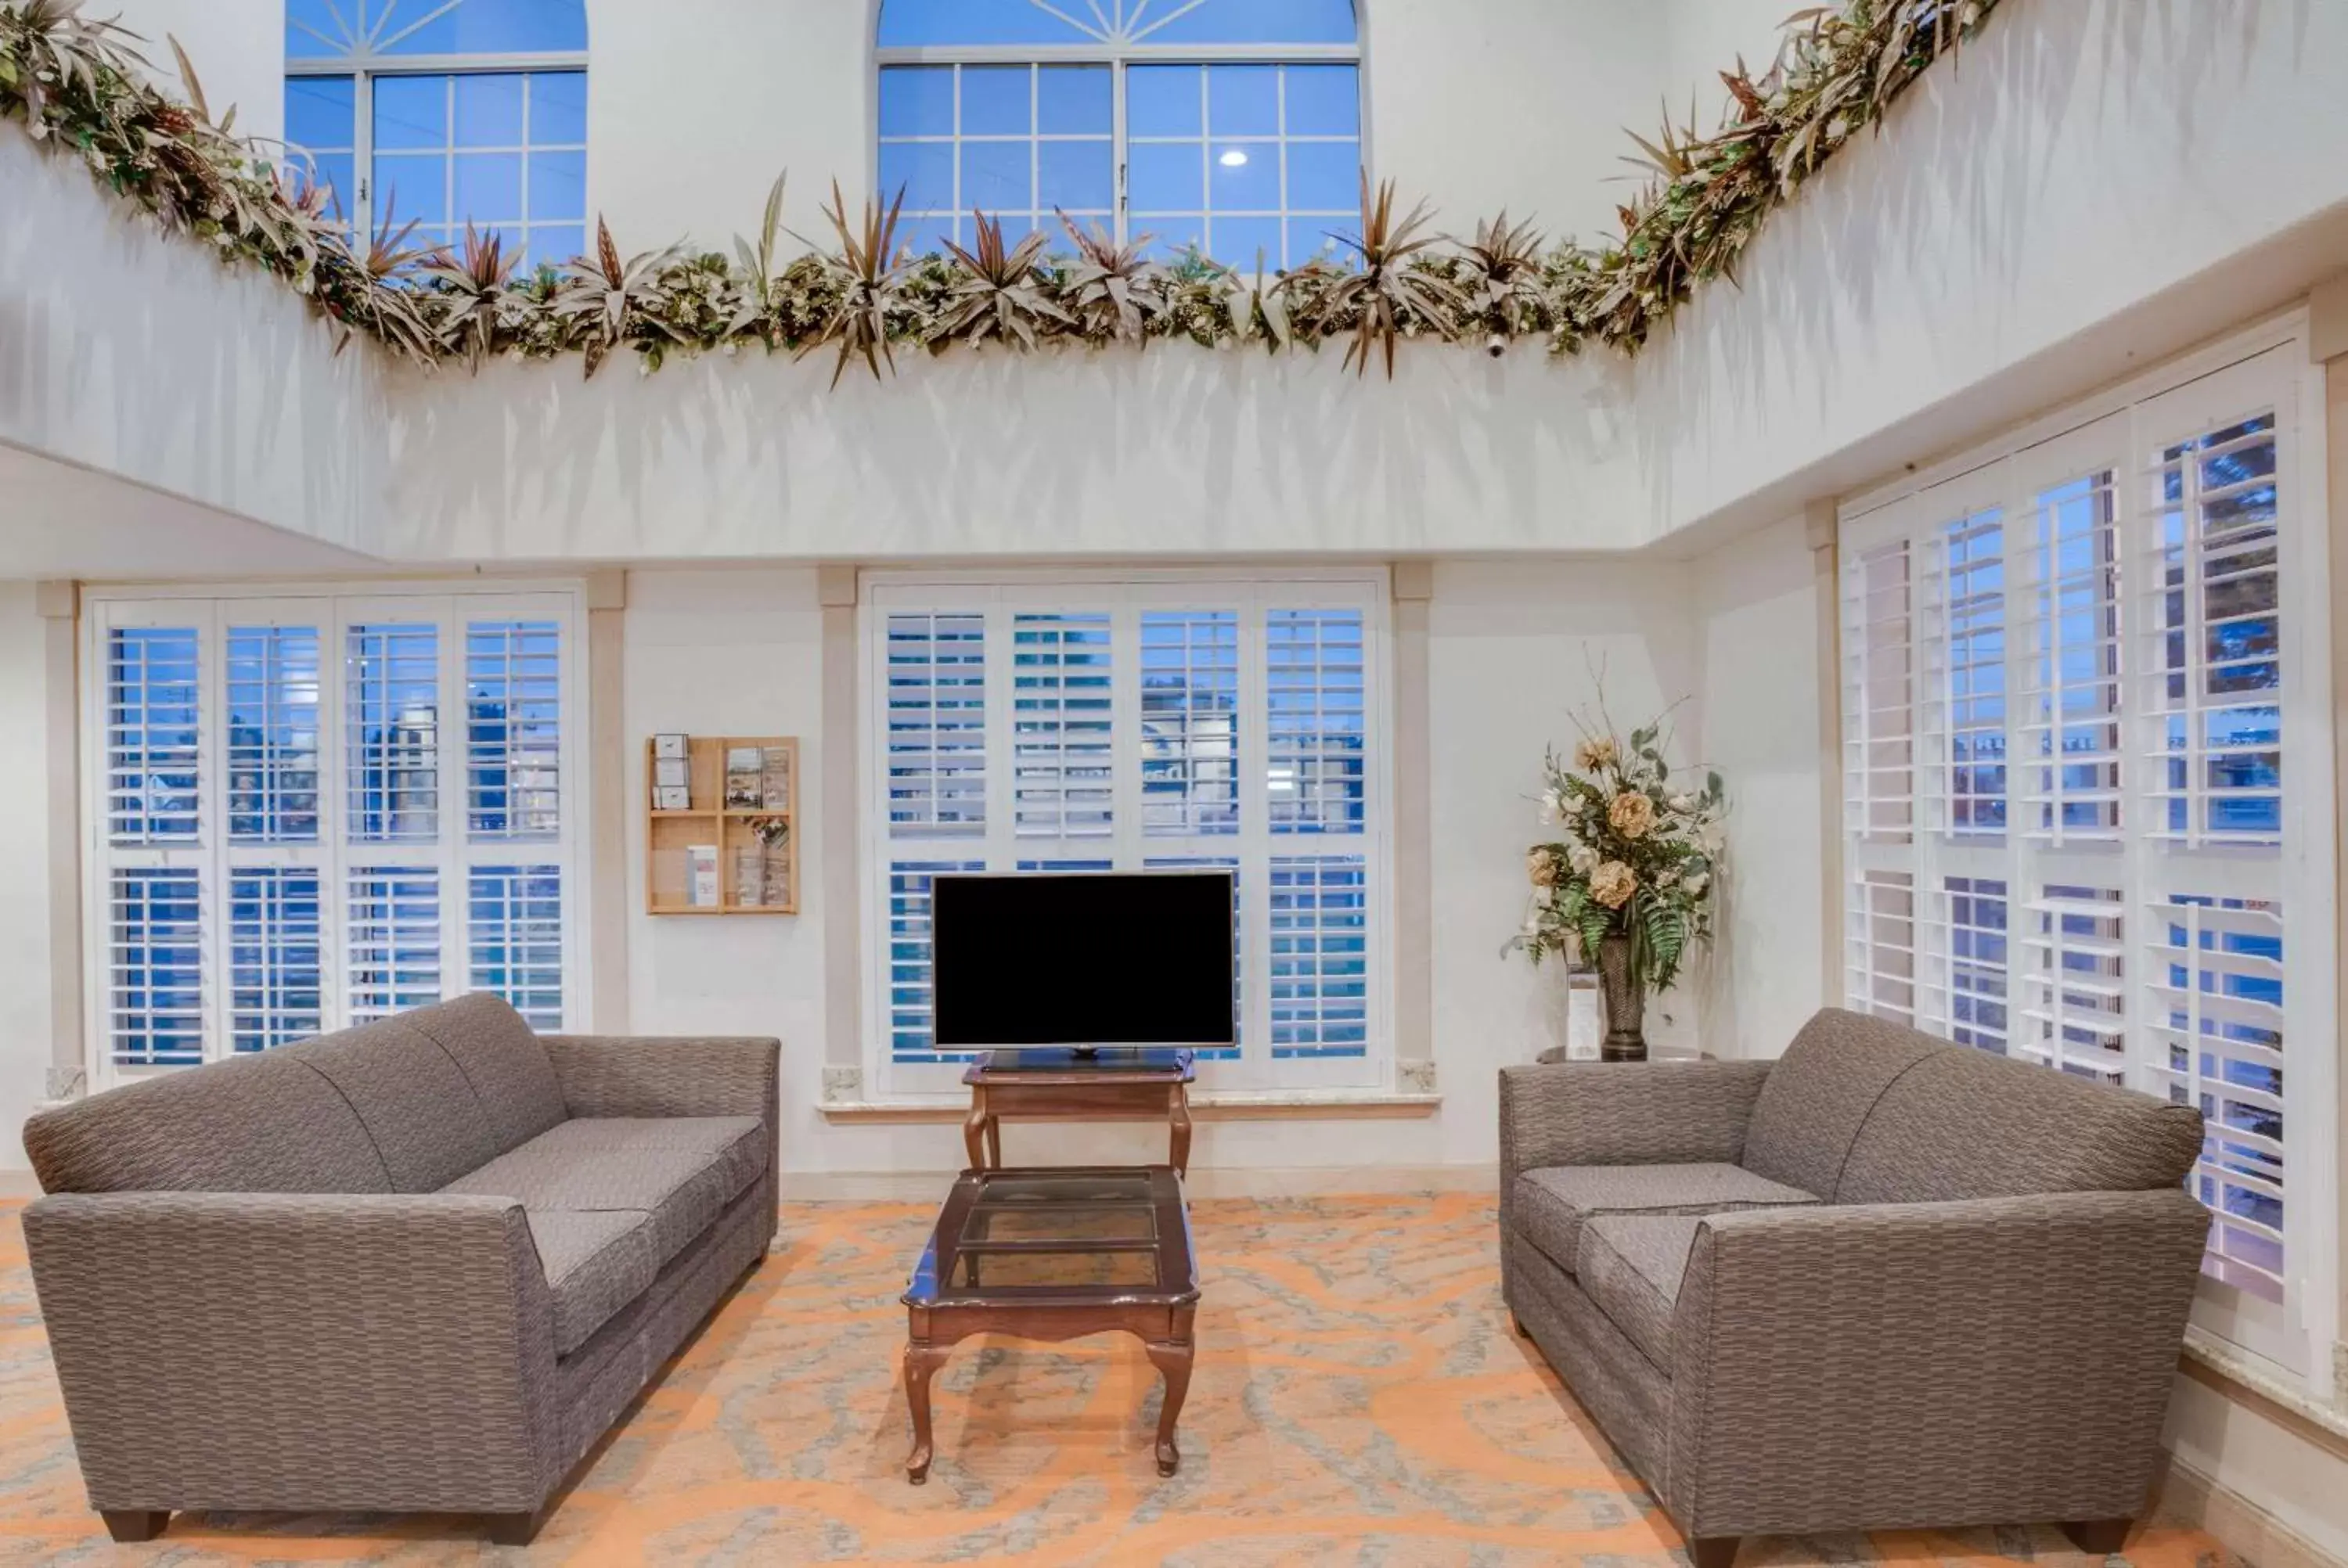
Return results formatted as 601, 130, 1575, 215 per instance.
776, 1164, 1497, 1201
2154, 1453, 2347, 1568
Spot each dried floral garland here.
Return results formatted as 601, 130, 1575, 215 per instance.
0, 0, 2001, 383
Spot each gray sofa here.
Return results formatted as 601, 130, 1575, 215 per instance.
1499, 1008, 2209, 1568
20, 994, 780, 1545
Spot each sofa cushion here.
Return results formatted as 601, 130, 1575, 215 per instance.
398, 993, 568, 1153
284, 1019, 505, 1192
23, 1052, 392, 1195
443, 1116, 767, 1267
525, 1209, 662, 1356
1576, 1214, 1702, 1371
1741, 1009, 1940, 1199
1513, 1163, 1819, 1276
1834, 1045, 2205, 1205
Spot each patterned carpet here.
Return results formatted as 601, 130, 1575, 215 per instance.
0, 1193, 2231, 1566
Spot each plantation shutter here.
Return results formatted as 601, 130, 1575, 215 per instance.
1836, 342, 2324, 1377
86, 590, 581, 1081
866, 578, 1385, 1095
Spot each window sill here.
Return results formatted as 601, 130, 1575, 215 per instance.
819, 1090, 1442, 1125
2180, 1328, 2348, 1453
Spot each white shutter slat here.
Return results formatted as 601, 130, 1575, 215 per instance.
2018, 467, 2124, 844
464, 618, 563, 841
469, 863, 563, 1027
1011, 612, 1114, 838
1845, 869, 1918, 1027
886, 859, 985, 1062
347, 865, 441, 1023
1840, 543, 1917, 843
1140, 610, 1241, 838
225, 624, 322, 844
886, 612, 987, 838
109, 867, 206, 1067
229, 867, 322, 1052
1266, 609, 1367, 836
347, 620, 441, 843
1266, 854, 1367, 1058
108, 627, 203, 845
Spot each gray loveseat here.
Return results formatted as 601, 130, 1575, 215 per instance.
21, 994, 779, 1545
1499, 1008, 2209, 1567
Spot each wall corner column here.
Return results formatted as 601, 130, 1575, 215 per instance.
1805, 500, 1842, 1012
36, 581, 84, 1102
585, 569, 631, 1032
1391, 562, 1435, 1092
2310, 271, 2348, 1403
819, 565, 864, 1099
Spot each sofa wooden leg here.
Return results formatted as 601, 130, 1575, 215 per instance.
488, 1506, 551, 1546
1511, 1313, 1531, 1338
1687, 1536, 1741, 1568
2061, 1517, 2135, 1555
100, 1509, 171, 1543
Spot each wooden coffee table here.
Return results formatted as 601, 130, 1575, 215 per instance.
900, 1165, 1199, 1483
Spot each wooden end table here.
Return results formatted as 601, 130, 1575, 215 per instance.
901, 1165, 1199, 1483
962, 1048, 1196, 1175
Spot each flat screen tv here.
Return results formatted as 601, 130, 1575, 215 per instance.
931, 871, 1236, 1050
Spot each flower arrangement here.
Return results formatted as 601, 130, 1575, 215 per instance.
1512, 707, 1725, 1055
0, 0, 2003, 383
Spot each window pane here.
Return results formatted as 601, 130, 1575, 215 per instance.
368, 0, 587, 56
1209, 143, 1279, 211
348, 622, 440, 843
1140, 0, 1358, 45
880, 65, 956, 138
348, 868, 442, 1022
1286, 140, 1360, 214
525, 224, 584, 271
108, 627, 201, 844
471, 865, 564, 1027
1129, 142, 1203, 214
285, 74, 355, 152
878, 0, 1097, 47
960, 64, 1032, 136
455, 153, 524, 222
375, 152, 449, 225
1037, 65, 1111, 135
373, 74, 448, 150
110, 869, 204, 1067
960, 140, 1032, 216
1269, 855, 1367, 1057
1266, 609, 1366, 833
531, 70, 589, 145
530, 149, 586, 222
1212, 216, 1282, 274
882, 141, 956, 217
1039, 140, 1113, 214
1127, 66, 1202, 138
456, 72, 526, 144
1208, 66, 1279, 137
227, 624, 322, 843
888, 613, 987, 836
1012, 613, 1113, 838
232, 869, 323, 1052
1284, 63, 1360, 136
466, 619, 561, 839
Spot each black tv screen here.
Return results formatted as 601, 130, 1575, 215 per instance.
931, 872, 1236, 1049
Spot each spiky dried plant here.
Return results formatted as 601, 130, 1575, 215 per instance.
418, 221, 520, 370
1217, 249, 1295, 354
727, 171, 790, 343
556, 215, 683, 377
1308, 175, 1468, 378
931, 211, 1074, 352
1450, 210, 1549, 355
5, 0, 138, 141
1056, 210, 1164, 347
340, 194, 444, 361
794, 180, 910, 387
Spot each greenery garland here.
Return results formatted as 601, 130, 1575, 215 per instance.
0, 0, 2002, 384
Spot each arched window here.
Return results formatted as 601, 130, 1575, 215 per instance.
876, 0, 1363, 268
284, 0, 589, 271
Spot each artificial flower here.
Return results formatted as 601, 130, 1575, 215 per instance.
1527, 847, 1561, 887
1608, 791, 1657, 839
1568, 843, 1600, 876
1590, 860, 1637, 908
1574, 737, 1619, 771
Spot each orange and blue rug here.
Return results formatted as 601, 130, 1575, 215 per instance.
0, 1192, 2231, 1565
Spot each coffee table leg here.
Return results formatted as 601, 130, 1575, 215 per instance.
1143, 1339, 1194, 1477
962, 1098, 988, 1170
1168, 1087, 1192, 1177
905, 1342, 951, 1483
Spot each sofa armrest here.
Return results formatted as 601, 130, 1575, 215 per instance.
22, 1191, 562, 1513
538, 1034, 780, 1128
1498, 1059, 1774, 1191
1665, 1188, 2210, 1539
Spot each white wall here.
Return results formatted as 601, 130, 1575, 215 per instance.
0, 585, 55, 1168
1663, 0, 1800, 107
104, 0, 283, 149
1694, 514, 1827, 1058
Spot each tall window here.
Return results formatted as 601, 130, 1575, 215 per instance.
284, 0, 589, 272
875, 0, 1363, 268
86, 588, 582, 1085
1837, 339, 2334, 1383
865, 574, 1387, 1096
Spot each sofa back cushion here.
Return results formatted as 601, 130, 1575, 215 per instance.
23, 1052, 393, 1195
283, 1015, 508, 1192
1834, 1044, 2203, 1204
397, 992, 568, 1149
1740, 1009, 1939, 1199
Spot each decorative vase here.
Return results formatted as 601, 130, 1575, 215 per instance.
1595, 932, 1648, 1063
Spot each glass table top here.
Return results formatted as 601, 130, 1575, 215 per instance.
905, 1167, 1196, 1307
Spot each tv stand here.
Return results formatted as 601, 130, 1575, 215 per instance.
962, 1049, 1197, 1174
